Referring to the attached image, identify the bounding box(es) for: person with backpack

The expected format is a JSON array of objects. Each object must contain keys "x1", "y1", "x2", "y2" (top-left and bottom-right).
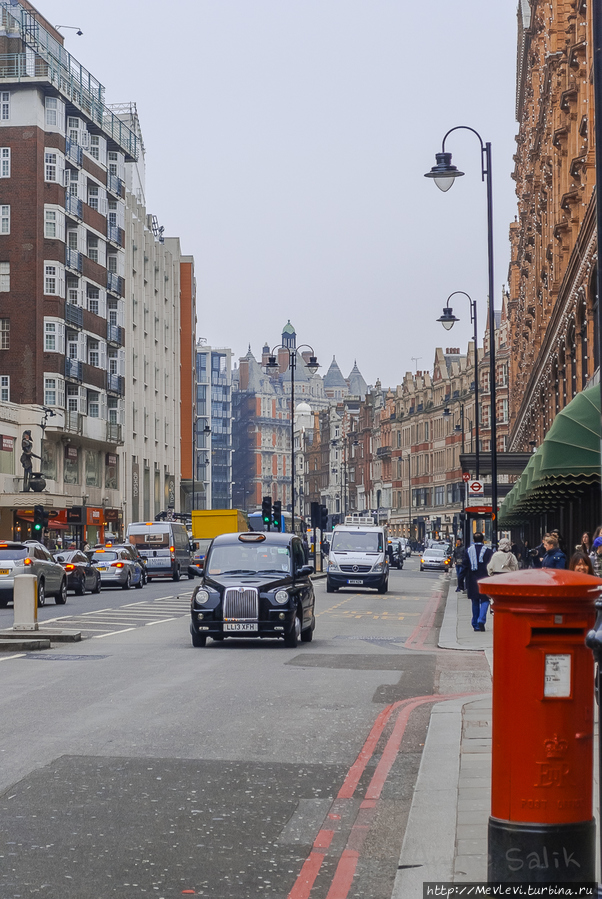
[
  {"x1": 487, "y1": 538, "x2": 519, "y2": 576},
  {"x1": 461, "y1": 532, "x2": 494, "y2": 632}
]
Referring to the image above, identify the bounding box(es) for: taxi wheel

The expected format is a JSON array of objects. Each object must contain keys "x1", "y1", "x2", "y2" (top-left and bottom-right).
[
  {"x1": 284, "y1": 613, "x2": 301, "y2": 648},
  {"x1": 300, "y1": 620, "x2": 314, "y2": 643},
  {"x1": 192, "y1": 631, "x2": 207, "y2": 648}
]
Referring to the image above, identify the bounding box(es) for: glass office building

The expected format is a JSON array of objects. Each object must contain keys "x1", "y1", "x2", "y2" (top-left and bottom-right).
[{"x1": 195, "y1": 343, "x2": 232, "y2": 509}]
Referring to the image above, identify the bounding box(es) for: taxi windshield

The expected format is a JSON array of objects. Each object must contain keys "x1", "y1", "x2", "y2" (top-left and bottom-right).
[{"x1": 206, "y1": 543, "x2": 291, "y2": 576}]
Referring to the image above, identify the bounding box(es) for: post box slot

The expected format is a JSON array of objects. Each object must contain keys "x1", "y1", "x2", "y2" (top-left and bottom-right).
[{"x1": 530, "y1": 627, "x2": 584, "y2": 638}]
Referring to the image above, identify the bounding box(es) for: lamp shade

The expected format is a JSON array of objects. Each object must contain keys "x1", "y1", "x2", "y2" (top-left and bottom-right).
[
  {"x1": 437, "y1": 306, "x2": 458, "y2": 331},
  {"x1": 424, "y1": 152, "x2": 464, "y2": 192},
  {"x1": 307, "y1": 355, "x2": 320, "y2": 374}
]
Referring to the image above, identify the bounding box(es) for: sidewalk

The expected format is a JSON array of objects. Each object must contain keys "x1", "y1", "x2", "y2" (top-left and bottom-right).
[{"x1": 392, "y1": 576, "x2": 493, "y2": 896}]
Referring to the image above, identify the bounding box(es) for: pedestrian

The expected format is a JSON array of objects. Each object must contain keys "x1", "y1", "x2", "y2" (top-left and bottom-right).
[
  {"x1": 577, "y1": 532, "x2": 593, "y2": 555},
  {"x1": 487, "y1": 538, "x2": 519, "y2": 576},
  {"x1": 461, "y1": 532, "x2": 494, "y2": 632},
  {"x1": 569, "y1": 551, "x2": 594, "y2": 575},
  {"x1": 541, "y1": 534, "x2": 567, "y2": 569},
  {"x1": 550, "y1": 529, "x2": 567, "y2": 554},
  {"x1": 590, "y1": 537, "x2": 602, "y2": 577},
  {"x1": 453, "y1": 540, "x2": 465, "y2": 592}
]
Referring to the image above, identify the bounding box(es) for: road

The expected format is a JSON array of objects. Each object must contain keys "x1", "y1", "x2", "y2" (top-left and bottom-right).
[{"x1": 0, "y1": 558, "x2": 490, "y2": 899}]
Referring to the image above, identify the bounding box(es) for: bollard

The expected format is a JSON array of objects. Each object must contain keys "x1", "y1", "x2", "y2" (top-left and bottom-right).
[
  {"x1": 481, "y1": 568, "x2": 600, "y2": 883},
  {"x1": 13, "y1": 573, "x2": 38, "y2": 631}
]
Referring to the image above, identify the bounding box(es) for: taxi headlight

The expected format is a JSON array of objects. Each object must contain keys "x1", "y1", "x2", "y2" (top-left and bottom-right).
[
  {"x1": 275, "y1": 590, "x2": 289, "y2": 604},
  {"x1": 194, "y1": 589, "x2": 210, "y2": 605}
]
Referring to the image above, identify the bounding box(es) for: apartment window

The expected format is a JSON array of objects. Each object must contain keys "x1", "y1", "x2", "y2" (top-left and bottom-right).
[
  {"x1": 67, "y1": 230, "x2": 78, "y2": 251},
  {"x1": 0, "y1": 206, "x2": 9, "y2": 234},
  {"x1": 44, "y1": 209, "x2": 57, "y2": 239},
  {"x1": 67, "y1": 384, "x2": 79, "y2": 412},
  {"x1": 88, "y1": 340, "x2": 99, "y2": 368},
  {"x1": 88, "y1": 236, "x2": 98, "y2": 263},
  {"x1": 108, "y1": 151, "x2": 118, "y2": 177},
  {"x1": 67, "y1": 334, "x2": 79, "y2": 360},
  {"x1": 44, "y1": 264, "x2": 58, "y2": 295},
  {"x1": 88, "y1": 185, "x2": 98, "y2": 210},
  {"x1": 0, "y1": 148, "x2": 10, "y2": 178},
  {"x1": 45, "y1": 152, "x2": 57, "y2": 182},
  {"x1": 44, "y1": 321, "x2": 57, "y2": 351},
  {"x1": 108, "y1": 348, "x2": 118, "y2": 374},
  {"x1": 0, "y1": 375, "x2": 9, "y2": 402},
  {"x1": 87, "y1": 287, "x2": 99, "y2": 315},
  {"x1": 87, "y1": 390, "x2": 100, "y2": 418},
  {"x1": 108, "y1": 300, "x2": 118, "y2": 325},
  {"x1": 89, "y1": 135, "x2": 100, "y2": 161},
  {"x1": 44, "y1": 376, "x2": 64, "y2": 407},
  {"x1": 0, "y1": 319, "x2": 9, "y2": 349},
  {"x1": 108, "y1": 396, "x2": 118, "y2": 424},
  {"x1": 45, "y1": 97, "x2": 57, "y2": 127},
  {"x1": 0, "y1": 92, "x2": 9, "y2": 121},
  {"x1": 0, "y1": 262, "x2": 9, "y2": 292},
  {"x1": 107, "y1": 254, "x2": 117, "y2": 274},
  {"x1": 66, "y1": 278, "x2": 79, "y2": 305}
]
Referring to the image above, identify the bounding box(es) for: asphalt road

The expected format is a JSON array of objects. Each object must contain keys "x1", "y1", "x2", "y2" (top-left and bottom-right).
[{"x1": 0, "y1": 558, "x2": 490, "y2": 899}]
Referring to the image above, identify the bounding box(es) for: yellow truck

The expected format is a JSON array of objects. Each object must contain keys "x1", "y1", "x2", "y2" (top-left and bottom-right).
[{"x1": 191, "y1": 510, "x2": 249, "y2": 539}]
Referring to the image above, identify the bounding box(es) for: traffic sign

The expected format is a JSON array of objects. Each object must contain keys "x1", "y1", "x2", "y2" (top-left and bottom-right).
[
  {"x1": 468, "y1": 480, "x2": 484, "y2": 496},
  {"x1": 467, "y1": 505, "x2": 492, "y2": 515},
  {"x1": 462, "y1": 472, "x2": 471, "y2": 482}
]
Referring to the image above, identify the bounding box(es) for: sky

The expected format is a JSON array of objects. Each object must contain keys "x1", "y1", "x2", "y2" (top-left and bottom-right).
[{"x1": 42, "y1": 0, "x2": 519, "y2": 390}]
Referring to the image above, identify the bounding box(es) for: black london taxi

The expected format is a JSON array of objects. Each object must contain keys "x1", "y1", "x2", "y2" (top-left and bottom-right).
[{"x1": 190, "y1": 531, "x2": 316, "y2": 648}]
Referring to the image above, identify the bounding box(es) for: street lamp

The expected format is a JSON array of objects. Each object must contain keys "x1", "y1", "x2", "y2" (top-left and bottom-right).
[
  {"x1": 436, "y1": 291, "x2": 480, "y2": 480},
  {"x1": 425, "y1": 127, "x2": 498, "y2": 537},
  {"x1": 265, "y1": 344, "x2": 319, "y2": 532}
]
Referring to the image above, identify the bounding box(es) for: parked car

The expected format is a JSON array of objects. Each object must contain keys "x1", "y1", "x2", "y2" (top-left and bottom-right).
[
  {"x1": 190, "y1": 531, "x2": 315, "y2": 648},
  {"x1": 90, "y1": 543, "x2": 148, "y2": 585},
  {"x1": 188, "y1": 538, "x2": 212, "y2": 578},
  {"x1": 90, "y1": 547, "x2": 144, "y2": 589},
  {"x1": 0, "y1": 541, "x2": 67, "y2": 607},
  {"x1": 419, "y1": 548, "x2": 451, "y2": 572},
  {"x1": 54, "y1": 549, "x2": 102, "y2": 595}
]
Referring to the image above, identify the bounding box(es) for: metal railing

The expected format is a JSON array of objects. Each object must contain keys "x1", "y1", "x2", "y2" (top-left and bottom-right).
[
  {"x1": 65, "y1": 303, "x2": 83, "y2": 328},
  {"x1": 106, "y1": 272, "x2": 124, "y2": 296},
  {"x1": 107, "y1": 173, "x2": 123, "y2": 197},
  {"x1": 65, "y1": 247, "x2": 82, "y2": 272},
  {"x1": 106, "y1": 372, "x2": 124, "y2": 395},
  {"x1": 106, "y1": 323, "x2": 124, "y2": 346},
  {"x1": 65, "y1": 138, "x2": 82, "y2": 166},
  {"x1": 65, "y1": 358, "x2": 82, "y2": 380},
  {"x1": 64, "y1": 410, "x2": 83, "y2": 434},
  {"x1": 107, "y1": 222, "x2": 123, "y2": 246},
  {"x1": 65, "y1": 192, "x2": 82, "y2": 219},
  {"x1": 106, "y1": 421, "x2": 123, "y2": 443}
]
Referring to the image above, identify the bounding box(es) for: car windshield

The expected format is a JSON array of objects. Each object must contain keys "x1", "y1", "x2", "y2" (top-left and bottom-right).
[
  {"x1": 424, "y1": 550, "x2": 445, "y2": 558},
  {"x1": 206, "y1": 544, "x2": 291, "y2": 576},
  {"x1": 0, "y1": 547, "x2": 27, "y2": 560},
  {"x1": 331, "y1": 531, "x2": 383, "y2": 553},
  {"x1": 92, "y1": 551, "x2": 118, "y2": 562}
]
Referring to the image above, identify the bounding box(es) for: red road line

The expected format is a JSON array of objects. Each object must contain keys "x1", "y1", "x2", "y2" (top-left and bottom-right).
[
  {"x1": 287, "y1": 850, "x2": 326, "y2": 899},
  {"x1": 325, "y1": 850, "x2": 360, "y2": 899},
  {"x1": 313, "y1": 829, "x2": 334, "y2": 849},
  {"x1": 405, "y1": 585, "x2": 444, "y2": 649},
  {"x1": 336, "y1": 702, "x2": 396, "y2": 799}
]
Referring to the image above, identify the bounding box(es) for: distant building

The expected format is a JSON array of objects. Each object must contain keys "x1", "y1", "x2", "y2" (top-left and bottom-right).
[{"x1": 192, "y1": 343, "x2": 232, "y2": 511}]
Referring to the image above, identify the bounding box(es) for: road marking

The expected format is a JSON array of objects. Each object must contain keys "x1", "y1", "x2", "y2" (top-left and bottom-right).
[
  {"x1": 145, "y1": 618, "x2": 177, "y2": 626},
  {"x1": 0, "y1": 653, "x2": 26, "y2": 661},
  {"x1": 92, "y1": 627, "x2": 137, "y2": 639}
]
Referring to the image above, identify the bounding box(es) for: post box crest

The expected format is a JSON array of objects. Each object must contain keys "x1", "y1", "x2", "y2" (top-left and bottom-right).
[{"x1": 544, "y1": 733, "x2": 568, "y2": 758}]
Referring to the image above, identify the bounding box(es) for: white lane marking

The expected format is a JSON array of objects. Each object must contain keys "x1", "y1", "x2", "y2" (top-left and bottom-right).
[
  {"x1": 92, "y1": 628, "x2": 137, "y2": 639},
  {"x1": 145, "y1": 618, "x2": 178, "y2": 626},
  {"x1": 39, "y1": 616, "x2": 70, "y2": 623},
  {"x1": 0, "y1": 653, "x2": 26, "y2": 661},
  {"x1": 81, "y1": 608, "x2": 112, "y2": 615}
]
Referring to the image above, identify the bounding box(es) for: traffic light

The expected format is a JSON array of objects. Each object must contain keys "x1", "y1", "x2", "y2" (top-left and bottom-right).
[
  {"x1": 320, "y1": 504, "x2": 328, "y2": 532},
  {"x1": 272, "y1": 500, "x2": 282, "y2": 531},
  {"x1": 331, "y1": 515, "x2": 339, "y2": 529},
  {"x1": 33, "y1": 504, "x2": 44, "y2": 534},
  {"x1": 262, "y1": 495, "x2": 272, "y2": 529},
  {"x1": 310, "y1": 501, "x2": 320, "y2": 528}
]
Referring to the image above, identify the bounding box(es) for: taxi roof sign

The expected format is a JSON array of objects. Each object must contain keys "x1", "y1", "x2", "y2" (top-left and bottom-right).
[{"x1": 239, "y1": 532, "x2": 266, "y2": 542}]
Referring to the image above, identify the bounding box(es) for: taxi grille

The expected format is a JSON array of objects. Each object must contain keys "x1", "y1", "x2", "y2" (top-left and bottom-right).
[{"x1": 223, "y1": 587, "x2": 259, "y2": 620}]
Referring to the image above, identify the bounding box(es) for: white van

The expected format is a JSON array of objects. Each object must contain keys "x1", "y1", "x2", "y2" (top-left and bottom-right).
[
  {"x1": 126, "y1": 521, "x2": 192, "y2": 581},
  {"x1": 326, "y1": 515, "x2": 389, "y2": 594}
]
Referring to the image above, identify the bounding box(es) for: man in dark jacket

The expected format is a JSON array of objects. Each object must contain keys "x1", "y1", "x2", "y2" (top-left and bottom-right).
[
  {"x1": 541, "y1": 534, "x2": 566, "y2": 569},
  {"x1": 453, "y1": 540, "x2": 465, "y2": 592},
  {"x1": 461, "y1": 533, "x2": 494, "y2": 632}
]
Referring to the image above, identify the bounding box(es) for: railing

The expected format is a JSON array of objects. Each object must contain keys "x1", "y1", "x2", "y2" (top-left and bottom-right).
[
  {"x1": 107, "y1": 173, "x2": 123, "y2": 197},
  {"x1": 65, "y1": 358, "x2": 82, "y2": 380},
  {"x1": 107, "y1": 272, "x2": 124, "y2": 296},
  {"x1": 65, "y1": 138, "x2": 82, "y2": 166},
  {"x1": 65, "y1": 247, "x2": 82, "y2": 272},
  {"x1": 65, "y1": 303, "x2": 83, "y2": 328},
  {"x1": 107, "y1": 222, "x2": 123, "y2": 246},
  {"x1": 107, "y1": 323, "x2": 124, "y2": 346},
  {"x1": 376, "y1": 445, "x2": 392, "y2": 458},
  {"x1": 106, "y1": 372, "x2": 124, "y2": 395},
  {"x1": 64, "y1": 410, "x2": 83, "y2": 434},
  {"x1": 65, "y1": 193, "x2": 82, "y2": 218},
  {"x1": 106, "y1": 421, "x2": 123, "y2": 443}
]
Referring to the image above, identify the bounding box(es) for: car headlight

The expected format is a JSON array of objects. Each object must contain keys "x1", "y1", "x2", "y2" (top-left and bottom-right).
[
  {"x1": 328, "y1": 559, "x2": 339, "y2": 572},
  {"x1": 372, "y1": 562, "x2": 384, "y2": 573},
  {"x1": 194, "y1": 589, "x2": 210, "y2": 605},
  {"x1": 275, "y1": 590, "x2": 289, "y2": 604}
]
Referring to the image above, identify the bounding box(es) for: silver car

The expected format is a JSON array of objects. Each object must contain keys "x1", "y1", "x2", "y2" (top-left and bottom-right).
[
  {"x1": 0, "y1": 541, "x2": 67, "y2": 607},
  {"x1": 91, "y1": 548, "x2": 144, "y2": 589},
  {"x1": 419, "y1": 549, "x2": 451, "y2": 572}
]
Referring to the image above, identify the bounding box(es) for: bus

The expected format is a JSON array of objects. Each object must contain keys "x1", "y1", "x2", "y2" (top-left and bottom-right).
[{"x1": 247, "y1": 511, "x2": 305, "y2": 535}]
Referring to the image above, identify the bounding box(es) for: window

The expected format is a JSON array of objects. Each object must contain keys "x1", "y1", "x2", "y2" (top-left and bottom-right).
[
  {"x1": 108, "y1": 396, "x2": 118, "y2": 423},
  {"x1": 107, "y1": 254, "x2": 117, "y2": 273},
  {"x1": 88, "y1": 185, "x2": 98, "y2": 210},
  {"x1": 88, "y1": 236, "x2": 98, "y2": 263},
  {"x1": 0, "y1": 206, "x2": 9, "y2": 234},
  {"x1": 66, "y1": 278, "x2": 79, "y2": 305},
  {"x1": 44, "y1": 265, "x2": 57, "y2": 295},
  {"x1": 108, "y1": 151, "x2": 118, "y2": 177},
  {"x1": 0, "y1": 92, "x2": 9, "y2": 121},
  {"x1": 88, "y1": 340, "x2": 99, "y2": 368},
  {"x1": 45, "y1": 97, "x2": 57, "y2": 127},
  {"x1": 44, "y1": 209, "x2": 57, "y2": 238},
  {"x1": 0, "y1": 148, "x2": 10, "y2": 178},
  {"x1": 44, "y1": 376, "x2": 65, "y2": 407},
  {"x1": 88, "y1": 390, "x2": 100, "y2": 418},
  {"x1": 67, "y1": 384, "x2": 80, "y2": 412},
  {"x1": 0, "y1": 262, "x2": 9, "y2": 292},
  {"x1": 0, "y1": 320, "x2": 8, "y2": 350},
  {"x1": 45, "y1": 321, "x2": 57, "y2": 351},
  {"x1": 89, "y1": 135, "x2": 100, "y2": 161},
  {"x1": 0, "y1": 375, "x2": 9, "y2": 402},
  {"x1": 45, "y1": 152, "x2": 57, "y2": 182}
]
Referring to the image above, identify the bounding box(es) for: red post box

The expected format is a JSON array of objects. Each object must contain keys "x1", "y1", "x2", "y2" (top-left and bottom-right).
[{"x1": 481, "y1": 568, "x2": 600, "y2": 882}]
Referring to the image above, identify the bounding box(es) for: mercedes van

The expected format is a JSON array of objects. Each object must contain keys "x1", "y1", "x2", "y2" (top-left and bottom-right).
[{"x1": 326, "y1": 515, "x2": 389, "y2": 594}]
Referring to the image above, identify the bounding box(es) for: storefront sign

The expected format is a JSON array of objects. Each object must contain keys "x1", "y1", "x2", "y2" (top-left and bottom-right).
[
  {"x1": 87, "y1": 508, "x2": 102, "y2": 525},
  {"x1": 67, "y1": 507, "x2": 83, "y2": 524},
  {"x1": 1, "y1": 435, "x2": 13, "y2": 452},
  {"x1": 65, "y1": 445, "x2": 78, "y2": 462}
]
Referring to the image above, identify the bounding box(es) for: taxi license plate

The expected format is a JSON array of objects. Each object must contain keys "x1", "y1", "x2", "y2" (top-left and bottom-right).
[
  {"x1": 0, "y1": 569, "x2": 9, "y2": 575},
  {"x1": 97, "y1": 566, "x2": 108, "y2": 571},
  {"x1": 347, "y1": 579, "x2": 363, "y2": 585},
  {"x1": 224, "y1": 623, "x2": 257, "y2": 632}
]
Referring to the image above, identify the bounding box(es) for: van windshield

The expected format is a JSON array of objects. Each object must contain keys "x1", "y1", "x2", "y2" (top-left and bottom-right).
[
  {"x1": 129, "y1": 532, "x2": 170, "y2": 548},
  {"x1": 331, "y1": 531, "x2": 383, "y2": 553}
]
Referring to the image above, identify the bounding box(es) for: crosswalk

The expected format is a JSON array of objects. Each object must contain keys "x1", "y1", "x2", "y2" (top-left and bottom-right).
[{"x1": 42, "y1": 593, "x2": 193, "y2": 639}]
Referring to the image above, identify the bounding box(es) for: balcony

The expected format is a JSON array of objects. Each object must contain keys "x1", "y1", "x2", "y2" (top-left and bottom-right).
[
  {"x1": 376, "y1": 445, "x2": 392, "y2": 458},
  {"x1": 107, "y1": 223, "x2": 123, "y2": 246},
  {"x1": 64, "y1": 410, "x2": 83, "y2": 434},
  {"x1": 107, "y1": 173, "x2": 123, "y2": 197},
  {"x1": 66, "y1": 247, "x2": 83, "y2": 272},
  {"x1": 65, "y1": 358, "x2": 83, "y2": 381},
  {"x1": 107, "y1": 272, "x2": 124, "y2": 296},
  {"x1": 106, "y1": 372, "x2": 125, "y2": 395},
  {"x1": 106, "y1": 422, "x2": 123, "y2": 444},
  {"x1": 65, "y1": 138, "x2": 83, "y2": 167},
  {"x1": 107, "y1": 322, "x2": 124, "y2": 346},
  {"x1": 65, "y1": 193, "x2": 83, "y2": 219},
  {"x1": 65, "y1": 303, "x2": 84, "y2": 328}
]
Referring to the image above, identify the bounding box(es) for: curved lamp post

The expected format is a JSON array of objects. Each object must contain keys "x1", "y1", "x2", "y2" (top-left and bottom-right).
[
  {"x1": 436, "y1": 291, "x2": 480, "y2": 480},
  {"x1": 265, "y1": 345, "x2": 319, "y2": 531},
  {"x1": 425, "y1": 127, "x2": 498, "y2": 538}
]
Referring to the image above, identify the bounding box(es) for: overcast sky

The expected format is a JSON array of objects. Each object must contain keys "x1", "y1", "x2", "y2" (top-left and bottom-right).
[{"x1": 43, "y1": 0, "x2": 518, "y2": 389}]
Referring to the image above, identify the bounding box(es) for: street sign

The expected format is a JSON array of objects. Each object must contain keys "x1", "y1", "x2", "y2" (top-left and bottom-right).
[
  {"x1": 468, "y1": 480, "x2": 484, "y2": 496},
  {"x1": 462, "y1": 472, "x2": 471, "y2": 482},
  {"x1": 467, "y1": 505, "x2": 493, "y2": 515}
]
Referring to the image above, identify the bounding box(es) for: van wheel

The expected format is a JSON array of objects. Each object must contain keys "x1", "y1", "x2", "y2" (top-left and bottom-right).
[
  {"x1": 326, "y1": 579, "x2": 337, "y2": 593},
  {"x1": 172, "y1": 567, "x2": 181, "y2": 582}
]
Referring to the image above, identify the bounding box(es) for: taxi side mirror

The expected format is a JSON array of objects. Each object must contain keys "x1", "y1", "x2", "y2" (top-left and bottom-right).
[{"x1": 297, "y1": 564, "x2": 314, "y2": 577}]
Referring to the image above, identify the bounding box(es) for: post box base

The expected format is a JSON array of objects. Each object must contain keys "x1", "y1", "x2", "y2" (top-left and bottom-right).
[{"x1": 488, "y1": 816, "x2": 595, "y2": 882}]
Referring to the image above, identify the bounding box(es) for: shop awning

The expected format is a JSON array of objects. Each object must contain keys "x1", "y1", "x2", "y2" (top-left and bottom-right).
[{"x1": 15, "y1": 512, "x2": 69, "y2": 530}]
